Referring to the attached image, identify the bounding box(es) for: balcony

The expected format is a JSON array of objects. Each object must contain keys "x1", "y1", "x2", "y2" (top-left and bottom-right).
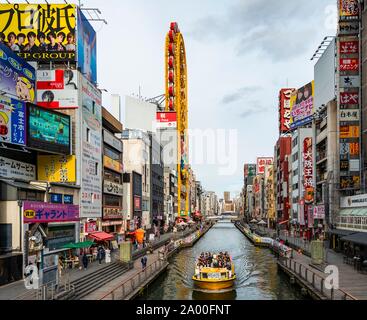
[
  {"x1": 316, "y1": 152, "x2": 327, "y2": 165},
  {"x1": 316, "y1": 172, "x2": 327, "y2": 185},
  {"x1": 335, "y1": 215, "x2": 367, "y2": 232}
]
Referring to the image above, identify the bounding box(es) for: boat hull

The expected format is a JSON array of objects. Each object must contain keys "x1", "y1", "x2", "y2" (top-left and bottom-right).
[{"x1": 192, "y1": 276, "x2": 236, "y2": 290}]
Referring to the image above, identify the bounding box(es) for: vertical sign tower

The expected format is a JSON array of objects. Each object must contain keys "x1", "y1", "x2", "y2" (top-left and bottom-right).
[
  {"x1": 165, "y1": 22, "x2": 189, "y2": 216},
  {"x1": 337, "y1": 0, "x2": 361, "y2": 191}
]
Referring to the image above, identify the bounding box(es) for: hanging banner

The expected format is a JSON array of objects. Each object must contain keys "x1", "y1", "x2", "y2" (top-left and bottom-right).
[
  {"x1": 339, "y1": 41, "x2": 359, "y2": 54},
  {"x1": 256, "y1": 157, "x2": 273, "y2": 175},
  {"x1": 0, "y1": 95, "x2": 26, "y2": 146},
  {"x1": 339, "y1": 0, "x2": 359, "y2": 18}
]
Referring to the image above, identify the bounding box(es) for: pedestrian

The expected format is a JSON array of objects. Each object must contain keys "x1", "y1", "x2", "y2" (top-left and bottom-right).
[
  {"x1": 97, "y1": 246, "x2": 104, "y2": 265},
  {"x1": 82, "y1": 252, "x2": 88, "y2": 270},
  {"x1": 144, "y1": 255, "x2": 148, "y2": 268},
  {"x1": 141, "y1": 256, "x2": 146, "y2": 269}
]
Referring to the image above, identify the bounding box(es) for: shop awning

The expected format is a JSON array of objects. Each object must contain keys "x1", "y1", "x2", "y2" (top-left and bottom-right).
[
  {"x1": 278, "y1": 220, "x2": 289, "y2": 225},
  {"x1": 0, "y1": 179, "x2": 46, "y2": 191},
  {"x1": 339, "y1": 208, "x2": 367, "y2": 216},
  {"x1": 341, "y1": 232, "x2": 367, "y2": 246},
  {"x1": 328, "y1": 229, "x2": 356, "y2": 237},
  {"x1": 88, "y1": 232, "x2": 114, "y2": 241},
  {"x1": 61, "y1": 241, "x2": 94, "y2": 249}
]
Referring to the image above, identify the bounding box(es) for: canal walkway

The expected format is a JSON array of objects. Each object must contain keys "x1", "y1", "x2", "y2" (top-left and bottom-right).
[
  {"x1": 0, "y1": 223, "x2": 211, "y2": 300},
  {"x1": 86, "y1": 223, "x2": 213, "y2": 300},
  {"x1": 237, "y1": 222, "x2": 367, "y2": 300}
]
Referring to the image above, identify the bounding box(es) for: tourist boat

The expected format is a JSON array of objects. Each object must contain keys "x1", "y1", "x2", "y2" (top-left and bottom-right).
[{"x1": 192, "y1": 253, "x2": 236, "y2": 290}]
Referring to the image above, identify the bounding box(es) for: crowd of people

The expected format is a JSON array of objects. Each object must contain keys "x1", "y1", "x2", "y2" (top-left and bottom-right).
[
  {"x1": 0, "y1": 31, "x2": 76, "y2": 53},
  {"x1": 197, "y1": 251, "x2": 232, "y2": 270}
]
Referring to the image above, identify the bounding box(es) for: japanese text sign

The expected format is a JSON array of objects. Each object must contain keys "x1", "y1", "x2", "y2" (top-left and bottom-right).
[{"x1": 23, "y1": 201, "x2": 79, "y2": 223}]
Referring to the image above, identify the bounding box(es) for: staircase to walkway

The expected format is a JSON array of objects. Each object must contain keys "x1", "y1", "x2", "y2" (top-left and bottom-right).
[{"x1": 58, "y1": 261, "x2": 131, "y2": 300}]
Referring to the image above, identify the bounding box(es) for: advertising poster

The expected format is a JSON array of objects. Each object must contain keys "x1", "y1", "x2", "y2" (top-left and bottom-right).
[
  {"x1": 77, "y1": 8, "x2": 97, "y2": 84},
  {"x1": 290, "y1": 81, "x2": 314, "y2": 130},
  {"x1": 23, "y1": 201, "x2": 79, "y2": 223},
  {"x1": 37, "y1": 155, "x2": 76, "y2": 183},
  {"x1": 27, "y1": 103, "x2": 70, "y2": 154},
  {"x1": 80, "y1": 76, "x2": 102, "y2": 218},
  {"x1": 0, "y1": 95, "x2": 26, "y2": 145},
  {"x1": 0, "y1": 156, "x2": 35, "y2": 180},
  {"x1": 340, "y1": 109, "x2": 359, "y2": 121},
  {"x1": 104, "y1": 155, "x2": 123, "y2": 173},
  {"x1": 0, "y1": 4, "x2": 76, "y2": 62},
  {"x1": 339, "y1": 0, "x2": 359, "y2": 17},
  {"x1": 36, "y1": 69, "x2": 78, "y2": 108},
  {"x1": 279, "y1": 88, "x2": 294, "y2": 134},
  {"x1": 340, "y1": 75, "x2": 360, "y2": 88},
  {"x1": 340, "y1": 125, "x2": 359, "y2": 138},
  {"x1": 0, "y1": 43, "x2": 36, "y2": 103}
]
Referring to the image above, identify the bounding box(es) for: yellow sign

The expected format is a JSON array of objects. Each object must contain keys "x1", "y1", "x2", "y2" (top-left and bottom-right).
[
  {"x1": 340, "y1": 125, "x2": 360, "y2": 139},
  {"x1": 104, "y1": 155, "x2": 123, "y2": 173},
  {"x1": 24, "y1": 210, "x2": 35, "y2": 219},
  {"x1": 37, "y1": 155, "x2": 76, "y2": 183},
  {"x1": 0, "y1": 4, "x2": 76, "y2": 62}
]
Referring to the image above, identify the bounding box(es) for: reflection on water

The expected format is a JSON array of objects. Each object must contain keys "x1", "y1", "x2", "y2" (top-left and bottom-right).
[{"x1": 137, "y1": 221, "x2": 306, "y2": 300}]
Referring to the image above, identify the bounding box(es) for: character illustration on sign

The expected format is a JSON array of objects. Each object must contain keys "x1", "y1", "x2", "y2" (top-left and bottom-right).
[
  {"x1": 0, "y1": 111, "x2": 9, "y2": 140},
  {"x1": 64, "y1": 69, "x2": 77, "y2": 89},
  {"x1": 24, "y1": 263, "x2": 39, "y2": 290},
  {"x1": 16, "y1": 76, "x2": 35, "y2": 102}
]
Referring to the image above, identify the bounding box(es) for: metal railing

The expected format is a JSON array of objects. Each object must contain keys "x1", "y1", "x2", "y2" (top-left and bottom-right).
[
  {"x1": 279, "y1": 232, "x2": 311, "y2": 255},
  {"x1": 278, "y1": 256, "x2": 357, "y2": 300},
  {"x1": 99, "y1": 259, "x2": 167, "y2": 300}
]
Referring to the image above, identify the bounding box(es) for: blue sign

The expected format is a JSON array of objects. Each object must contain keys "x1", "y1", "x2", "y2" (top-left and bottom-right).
[
  {"x1": 0, "y1": 95, "x2": 26, "y2": 145},
  {"x1": 77, "y1": 9, "x2": 97, "y2": 84},
  {"x1": 63, "y1": 195, "x2": 73, "y2": 204},
  {"x1": 50, "y1": 194, "x2": 63, "y2": 204},
  {"x1": 0, "y1": 43, "x2": 36, "y2": 103}
]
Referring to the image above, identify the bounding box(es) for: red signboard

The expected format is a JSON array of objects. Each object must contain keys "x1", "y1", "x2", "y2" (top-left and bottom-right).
[
  {"x1": 134, "y1": 196, "x2": 141, "y2": 211},
  {"x1": 85, "y1": 221, "x2": 97, "y2": 233},
  {"x1": 339, "y1": 41, "x2": 359, "y2": 54},
  {"x1": 256, "y1": 157, "x2": 273, "y2": 175},
  {"x1": 340, "y1": 92, "x2": 359, "y2": 105},
  {"x1": 339, "y1": 58, "x2": 359, "y2": 71},
  {"x1": 156, "y1": 112, "x2": 177, "y2": 128},
  {"x1": 303, "y1": 138, "x2": 314, "y2": 204},
  {"x1": 279, "y1": 88, "x2": 295, "y2": 134}
]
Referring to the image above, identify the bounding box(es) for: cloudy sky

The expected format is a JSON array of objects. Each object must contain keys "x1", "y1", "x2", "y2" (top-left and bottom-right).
[{"x1": 78, "y1": 0, "x2": 337, "y2": 198}]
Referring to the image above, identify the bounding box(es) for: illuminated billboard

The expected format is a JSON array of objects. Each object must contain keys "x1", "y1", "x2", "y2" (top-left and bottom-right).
[
  {"x1": 27, "y1": 103, "x2": 70, "y2": 154},
  {"x1": 0, "y1": 3, "x2": 76, "y2": 62}
]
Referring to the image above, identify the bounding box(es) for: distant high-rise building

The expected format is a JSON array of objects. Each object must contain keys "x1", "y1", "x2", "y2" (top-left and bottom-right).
[{"x1": 224, "y1": 191, "x2": 230, "y2": 202}]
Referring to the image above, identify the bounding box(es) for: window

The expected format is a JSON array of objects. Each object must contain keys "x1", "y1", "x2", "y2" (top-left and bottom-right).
[
  {"x1": 86, "y1": 127, "x2": 90, "y2": 142},
  {"x1": 18, "y1": 190, "x2": 44, "y2": 201},
  {"x1": 103, "y1": 194, "x2": 121, "y2": 207},
  {"x1": 104, "y1": 146, "x2": 121, "y2": 161},
  {"x1": 104, "y1": 169, "x2": 122, "y2": 184}
]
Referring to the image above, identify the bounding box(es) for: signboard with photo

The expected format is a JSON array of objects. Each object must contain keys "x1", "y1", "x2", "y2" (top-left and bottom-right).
[
  {"x1": 0, "y1": 95, "x2": 26, "y2": 146},
  {"x1": 0, "y1": 4, "x2": 76, "y2": 62},
  {"x1": 0, "y1": 156, "x2": 35, "y2": 180},
  {"x1": 0, "y1": 43, "x2": 36, "y2": 103},
  {"x1": 27, "y1": 103, "x2": 71, "y2": 154},
  {"x1": 290, "y1": 81, "x2": 314, "y2": 130},
  {"x1": 36, "y1": 69, "x2": 78, "y2": 109}
]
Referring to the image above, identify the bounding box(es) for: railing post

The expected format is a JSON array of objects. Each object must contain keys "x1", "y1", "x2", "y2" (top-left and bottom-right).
[
  {"x1": 331, "y1": 288, "x2": 334, "y2": 300},
  {"x1": 321, "y1": 279, "x2": 324, "y2": 294},
  {"x1": 312, "y1": 273, "x2": 315, "y2": 287}
]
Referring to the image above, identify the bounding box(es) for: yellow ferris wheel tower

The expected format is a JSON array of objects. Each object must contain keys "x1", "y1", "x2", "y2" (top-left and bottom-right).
[{"x1": 165, "y1": 22, "x2": 190, "y2": 216}]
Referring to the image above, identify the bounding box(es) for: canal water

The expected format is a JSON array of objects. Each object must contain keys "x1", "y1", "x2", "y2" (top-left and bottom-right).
[{"x1": 137, "y1": 220, "x2": 306, "y2": 300}]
